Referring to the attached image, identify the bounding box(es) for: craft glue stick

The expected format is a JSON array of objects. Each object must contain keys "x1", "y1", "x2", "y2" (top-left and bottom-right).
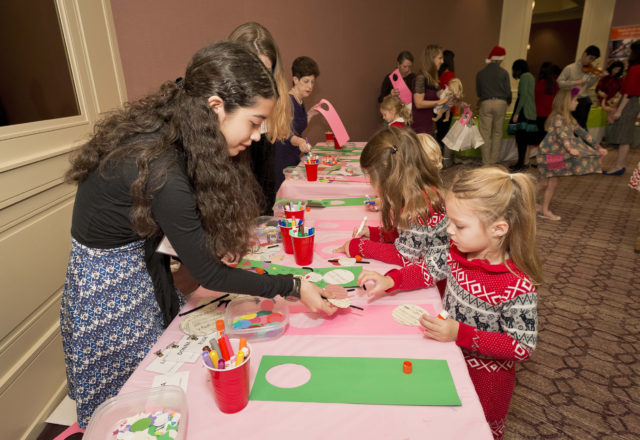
[
  {"x1": 438, "y1": 310, "x2": 449, "y2": 320},
  {"x1": 354, "y1": 216, "x2": 368, "y2": 237}
]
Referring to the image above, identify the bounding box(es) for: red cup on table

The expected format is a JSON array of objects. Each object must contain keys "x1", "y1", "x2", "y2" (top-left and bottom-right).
[
  {"x1": 305, "y1": 163, "x2": 318, "y2": 181},
  {"x1": 284, "y1": 207, "x2": 305, "y2": 223},
  {"x1": 291, "y1": 227, "x2": 315, "y2": 266},
  {"x1": 279, "y1": 224, "x2": 294, "y2": 254},
  {"x1": 325, "y1": 131, "x2": 334, "y2": 142},
  {"x1": 203, "y1": 339, "x2": 251, "y2": 414}
]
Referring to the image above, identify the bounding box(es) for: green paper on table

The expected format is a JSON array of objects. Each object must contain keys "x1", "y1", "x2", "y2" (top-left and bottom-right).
[
  {"x1": 240, "y1": 260, "x2": 362, "y2": 287},
  {"x1": 250, "y1": 355, "x2": 461, "y2": 406},
  {"x1": 276, "y1": 197, "x2": 368, "y2": 208}
]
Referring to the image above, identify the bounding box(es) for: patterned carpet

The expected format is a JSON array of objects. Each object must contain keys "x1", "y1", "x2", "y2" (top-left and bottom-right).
[{"x1": 481, "y1": 148, "x2": 640, "y2": 439}]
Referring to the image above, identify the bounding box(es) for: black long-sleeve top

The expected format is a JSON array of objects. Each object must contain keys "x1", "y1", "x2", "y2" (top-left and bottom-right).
[{"x1": 71, "y1": 150, "x2": 293, "y2": 325}]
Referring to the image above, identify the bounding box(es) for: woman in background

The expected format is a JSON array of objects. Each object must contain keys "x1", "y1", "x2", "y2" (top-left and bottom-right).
[{"x1": 228, "y1": 22, "x2": 292, "y2": 213}]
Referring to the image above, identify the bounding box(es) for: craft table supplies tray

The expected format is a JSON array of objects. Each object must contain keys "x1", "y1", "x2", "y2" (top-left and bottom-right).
[{"x1": 224, "y1": 296, "x2": 289, "y2": 341}]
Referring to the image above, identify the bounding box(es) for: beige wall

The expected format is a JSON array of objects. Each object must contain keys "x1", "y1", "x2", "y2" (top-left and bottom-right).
[
  {"x1": 110, "y1": 0, "x2": 503, "y2": 142},
  {"x1": 0, "y1": 1, "x2": 126, "y2": 439}
]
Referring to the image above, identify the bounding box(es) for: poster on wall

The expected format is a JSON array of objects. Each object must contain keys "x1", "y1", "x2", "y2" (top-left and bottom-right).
[{"x1": 607, "y1": 25, "x2": 640, "y2": 65}]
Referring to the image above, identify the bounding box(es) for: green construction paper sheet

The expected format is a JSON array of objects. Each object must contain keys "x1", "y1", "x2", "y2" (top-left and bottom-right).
[
  {"x1": 276, "y1": 197, "x2": 368, "y2": 208},
  {"x1": 250, "y1": 355, "x2": 461, "y2": 406},
  {"x1": 240, "y1": 260, "x2": 362, "y2": 288},
  {"x1": 313, "y1": 143, "x2": 364, "y2": 153}
]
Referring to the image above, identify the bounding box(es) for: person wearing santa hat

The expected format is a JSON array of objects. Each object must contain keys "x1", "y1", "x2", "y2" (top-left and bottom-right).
[{"x1": 476, "y1": 45, "x2": 512, "y2": 165}]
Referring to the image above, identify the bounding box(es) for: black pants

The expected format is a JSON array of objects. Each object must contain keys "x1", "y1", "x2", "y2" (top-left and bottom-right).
[
  {"x1": 572, "y1": 97, "x2": 591, "y2": 129},
  {"x1": 435, "y1": 116, "x2": 452, "y2": 150},
  {"x1": 248, "y1": 135, "x2": 276, "y2": 215}
]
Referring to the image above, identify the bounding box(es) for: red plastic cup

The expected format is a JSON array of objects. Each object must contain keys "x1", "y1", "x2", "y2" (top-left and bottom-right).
[
  {"x1": 284, "y1": 208, "x2": 304, "y2": 223},
  {"x1": 279, "y1": 224, "x2": 294, "y2": 254},
  {"x1": 325, "y1": 131, "x2": 334, "y2": 142},
  {"x1": 333, "y1": 137, "x2": 341, "y2": 149},
  {"x1": 203, "y1": 339, "x2": 251, "y2": 414},
  {"x1": 291, "y1": 232, "x2": 315, "y2": 266},
  {"x1": 305, "y1": 163, "x2": 318, "y2": 181}
]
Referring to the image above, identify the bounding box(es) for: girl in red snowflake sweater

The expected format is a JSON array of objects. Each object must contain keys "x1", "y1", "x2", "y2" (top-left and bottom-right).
[
  {"x1": 332, "y1": 126, "x2": 449, "y2": 279},
  {"x1": 358, "y1": 167, "x2": 542, "y2": 440}
]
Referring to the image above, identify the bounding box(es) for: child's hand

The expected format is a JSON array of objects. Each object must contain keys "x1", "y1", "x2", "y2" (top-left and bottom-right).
[
  {"x1": 419, "y1": 314, "x2": 459, "y2": 342},
  {"x1": 390, "y1": 88, "x2": 400, "y2": 98},
  {"x1": 300, "y1": 280, "x2": 337, "y2": 315},
  {"x1": 365, "y1": 197, "x2": 380, "y2": 212},
  {"x1": 357, "y1": 270, "x2": 394, "y2": 296},
  {"x1": 352, "y1": 225, "x2": 370, "y2": 239},
  {"x1": 512, "y1": 114, "x2": 519, "y2": 123},
  {"x1": 332, "y1": 240, "x2": 352, "y2": 257}
]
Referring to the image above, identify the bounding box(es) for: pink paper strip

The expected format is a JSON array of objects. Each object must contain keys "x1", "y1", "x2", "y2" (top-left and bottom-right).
[
  {"x1": 286, "y1": 303, "x2": 437, "y2": 335},
  {"x1": 314, "y1": 99, "x2": 350, "y2": 146},
  {"x1": 388, "y1": 69, "x2": 413, "y2": 104}
]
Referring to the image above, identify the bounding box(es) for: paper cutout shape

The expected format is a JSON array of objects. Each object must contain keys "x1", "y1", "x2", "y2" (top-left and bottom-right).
[
  {"x1": 389, "y1": 69, "x2": 413, "y2": 104},
  {"x1": 313, "y1": 99, "x2": 350, "y2": 146},
  {"x1": 392, "y1": 304, "x2": 429, "y2": 326},
  {"x1": 251, "y1": 355, "x2": 461, "y2": 406},
  {"x1": 240, "y1": 260, "x2": 362, "y2": 288},
  {"x1": 327, "y1": 297, "x2": 351, "y2": 308}
]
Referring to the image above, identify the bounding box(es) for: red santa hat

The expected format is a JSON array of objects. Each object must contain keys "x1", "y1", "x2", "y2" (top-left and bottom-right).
[{"x1": 486, "y1": 45, "x2": 506, "y2": 63}]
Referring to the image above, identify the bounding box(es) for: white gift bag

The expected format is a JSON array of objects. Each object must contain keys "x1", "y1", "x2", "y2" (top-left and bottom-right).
[{"x1": 443, "y1": 108, "x2": 484, "y2": 151}]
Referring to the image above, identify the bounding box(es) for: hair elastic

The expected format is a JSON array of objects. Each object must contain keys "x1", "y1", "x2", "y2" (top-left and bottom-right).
[
  {"x1": 571, "y1": 87, "x2": 580, "y2": 98},
  {"x1": 509, "y1": 173, "x2": 513, "y2": 180},
  {"x1": 389, "y1": 145, "x2": 398, "y2": 154}
]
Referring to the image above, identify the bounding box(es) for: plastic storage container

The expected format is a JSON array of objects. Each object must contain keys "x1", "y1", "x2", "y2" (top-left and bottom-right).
[
  {"x1": 254, "y1": 216, "x2": 282, "y2": 244},
  {"x1": 224, "y1": 296, "x2": 289, "y2": 341},
  {"x1": 83, "y1": 386, "x2": 188, "y2": 440}
]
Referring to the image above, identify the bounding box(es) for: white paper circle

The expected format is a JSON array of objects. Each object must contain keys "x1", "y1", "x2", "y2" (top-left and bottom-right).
[
  {"x1": 265, "y1": 363, "x2": 312, "y2": 388},
  {"x1": 322, "y1": 268, "x2": 355, "y2": 285}
]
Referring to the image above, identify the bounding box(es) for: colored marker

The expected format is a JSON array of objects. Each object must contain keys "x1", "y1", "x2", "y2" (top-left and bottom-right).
[
  {"x1": 355, "y1": 216, "x2": 368, "y2": 237},
  {"x1": 201, "y1": 351, "x2": 214, "y2": 368},
  {"x1": 222, "y1": 334, "x2": 234, "y2": 357},
  {"x1": 216, "y1": 319, "x2": 225, "y2": 335},
  {"x1": 239, "y1": 338, "x2": 247, "y2": 352},
  {"x1": 438, "y1": 310, "x2": 449, "y2": 320},
  {"x1": 235, "y1": 350, "x2": 245, "y2": 366},
  {"x1": 209, "y1": 349, "x2": 219, "y2": 365},
  {"x1": 218, "y1": 337, "x2": 230, "y2": 361},
  {"x1": 210, "y1": 338, "x2": 222, "y2": 360},
  {"x1": 217, "y1": 359, "x2": 226, "y2": 369}
]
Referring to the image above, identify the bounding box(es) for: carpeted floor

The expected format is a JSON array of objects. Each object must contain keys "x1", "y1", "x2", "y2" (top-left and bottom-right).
[{"x1": 489, "y1": 148, "x2": 640, "y2": 439}]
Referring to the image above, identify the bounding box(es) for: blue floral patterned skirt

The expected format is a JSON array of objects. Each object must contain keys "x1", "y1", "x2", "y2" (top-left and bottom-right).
[{"x1": 61, "y1": 239, "x2": 166, "y2": 428}]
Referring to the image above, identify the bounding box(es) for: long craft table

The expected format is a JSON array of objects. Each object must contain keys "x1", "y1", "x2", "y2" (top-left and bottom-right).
[{"x1": 119, "y1": 193, "x2": 492, "y2": 439}]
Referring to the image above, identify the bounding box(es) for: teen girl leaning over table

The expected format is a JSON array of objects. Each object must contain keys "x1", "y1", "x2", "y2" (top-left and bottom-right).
[
  {"x1": 62, "y1": 41, "x2": 336, "y2": 428},
  {"x1": 228, "y1": 22, "x2": 292, "y2": 214},
  {"x1": 332, "y1": 126, "x2": 450, "y2": 284},
  {"x1": 355, "y1": 167, "x2": 541, "y2": 440}
]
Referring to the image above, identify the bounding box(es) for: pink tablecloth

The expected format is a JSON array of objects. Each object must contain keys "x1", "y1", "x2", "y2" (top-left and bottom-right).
[{"x1": 119, "y1": 179, "x2": 492, "y2": 440}]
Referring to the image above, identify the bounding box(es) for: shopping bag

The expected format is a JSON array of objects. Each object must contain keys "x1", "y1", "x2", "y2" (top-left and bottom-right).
[
  {"x1": 629, "y1": 161, "x2": 640, "y2": 192},
  {"x1": 443, "y1": 108, "x2": 484, "y2": 151}
]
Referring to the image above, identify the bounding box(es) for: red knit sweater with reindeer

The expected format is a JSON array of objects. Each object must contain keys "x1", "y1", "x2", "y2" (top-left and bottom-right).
[{"x1": 349, "y1": 236, "x2": 538, "y2": 366}]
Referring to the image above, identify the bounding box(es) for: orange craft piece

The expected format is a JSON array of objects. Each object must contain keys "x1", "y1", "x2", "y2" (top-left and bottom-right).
[
  {"x1": 256, "y1": 267, "x2": 266, "y2": 274},
  {"x1": 355, "y1": 254, "x2": 363, "y2": 262}
]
